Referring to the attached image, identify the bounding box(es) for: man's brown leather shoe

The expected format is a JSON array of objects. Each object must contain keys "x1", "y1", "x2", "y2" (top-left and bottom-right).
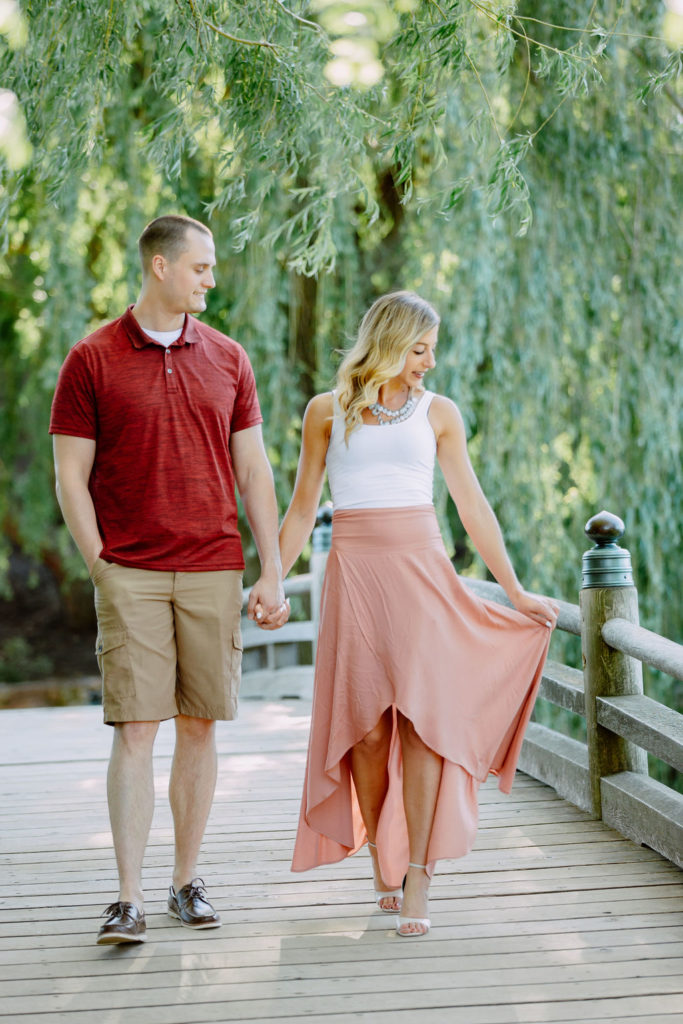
[
  {"x1": 168, "y1": 878, "x2": 221, "y2": 929},
  {"x1": 96, "y1": 901, "x2": 146, "y2": 944}
]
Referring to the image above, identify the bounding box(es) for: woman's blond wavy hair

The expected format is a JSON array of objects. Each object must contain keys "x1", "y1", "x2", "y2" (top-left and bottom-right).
[{"x1": 336, "y1": 291, "x2": 440, "y2": 441}]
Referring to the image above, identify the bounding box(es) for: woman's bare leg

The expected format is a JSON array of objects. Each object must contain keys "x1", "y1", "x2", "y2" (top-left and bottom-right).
[
  {"x1": 397, "y1": 710, "x2": 443, "y2": 934},
  {"x1": 349, "y1": 708, "x2": 400, "y2": 909}
]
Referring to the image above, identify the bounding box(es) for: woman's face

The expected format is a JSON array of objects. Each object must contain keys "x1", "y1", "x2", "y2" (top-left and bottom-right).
[{"x1": 397, "y1": 325, "x2": 438, "y2": 389}]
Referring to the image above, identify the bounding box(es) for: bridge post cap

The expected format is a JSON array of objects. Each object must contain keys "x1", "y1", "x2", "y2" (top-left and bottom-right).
[
  {"x1": 584, "y1": 510, "x2": 625, "y2": 547},
  {"x1": 581, "y1": 510, "x2": 633, "y2": 588}
]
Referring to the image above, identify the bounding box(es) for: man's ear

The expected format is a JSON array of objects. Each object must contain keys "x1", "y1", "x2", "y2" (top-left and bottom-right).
[{"x1": 150, "y1": 253, "x2": 167, "y2": 281}]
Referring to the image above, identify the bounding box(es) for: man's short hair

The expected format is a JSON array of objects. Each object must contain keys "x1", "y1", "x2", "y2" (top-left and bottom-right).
[{"x1": 138, "y1": 215, "x2": 212, "y2": 270}]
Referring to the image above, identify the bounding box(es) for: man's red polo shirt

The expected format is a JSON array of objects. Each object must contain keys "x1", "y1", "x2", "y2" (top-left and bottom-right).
[{"x1": 49, "y1": 307, "x2": 263, "y2": 571}]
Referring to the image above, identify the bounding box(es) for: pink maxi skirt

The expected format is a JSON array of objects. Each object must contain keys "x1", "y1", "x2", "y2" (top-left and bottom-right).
[{"x1": 291, "y1": 506, "x2": 551, "y2": 889}]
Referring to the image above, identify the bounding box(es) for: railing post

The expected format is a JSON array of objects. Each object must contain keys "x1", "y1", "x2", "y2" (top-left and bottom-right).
[
  {"x1": 580, "y1": 510, "x2": 648, "y2": 819},
  {"x1": 310, "y1": 503, "x2": 333, "y2": 659}
]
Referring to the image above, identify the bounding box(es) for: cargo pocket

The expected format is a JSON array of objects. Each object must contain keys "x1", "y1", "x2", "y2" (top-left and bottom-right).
[
  {"x1": 225, "y1": 628, "x2": 244, "y2": 716},
  {"x1": 231, "y1": 628, "x2": 243, "y2": 675},
  {"x1": 96, "y1": 626, "x2": 135, "y2": 700}
]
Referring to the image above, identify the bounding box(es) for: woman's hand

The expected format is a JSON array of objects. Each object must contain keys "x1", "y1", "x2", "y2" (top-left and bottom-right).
[
  {"x1": 510, "y1": 589, "x2": 560, "y2": 630},
  {"x1": 253, "y1": 599, "x2": 291, "y2": 630}
]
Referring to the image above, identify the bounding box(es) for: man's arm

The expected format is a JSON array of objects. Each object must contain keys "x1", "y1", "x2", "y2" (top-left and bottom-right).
[
  {"x1": 229, "y1": 425, "x2": 287, "y2": 628},
  {"x1": 53, "y1": 435, "x2": 102, "y2": 574}
]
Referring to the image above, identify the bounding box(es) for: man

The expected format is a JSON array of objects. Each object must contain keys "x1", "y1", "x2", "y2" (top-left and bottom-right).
[{"x1": 50, "y1": 214, "x2": 288, "y2": 945}]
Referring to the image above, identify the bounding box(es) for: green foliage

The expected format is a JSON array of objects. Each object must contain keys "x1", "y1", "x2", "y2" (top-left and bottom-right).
[
  {"x1": 0, "y1": 1, "x2": 31, "y2": 169},
  {"x1": 0, "y1": 637, "x2": 52, "y2": 683},
  {"x1": 0, "y1": 3, "x2": 681, "y2": 751}
]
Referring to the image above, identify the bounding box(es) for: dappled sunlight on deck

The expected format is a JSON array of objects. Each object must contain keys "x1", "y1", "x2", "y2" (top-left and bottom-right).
[{"x1": 1, "y1": 701, "x2": 682, "y2": 1023}]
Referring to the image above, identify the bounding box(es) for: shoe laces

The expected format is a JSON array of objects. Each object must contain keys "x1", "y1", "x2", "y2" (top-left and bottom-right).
[
  {"x1": 183, "y1": 877, "x2": 208, "y2": 900},
  {"x1": 101, "y1": 901, "x2": 132, "y2": 918}
]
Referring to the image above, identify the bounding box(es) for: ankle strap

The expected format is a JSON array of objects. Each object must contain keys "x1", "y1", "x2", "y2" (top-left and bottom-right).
[
  {"x1": 367, "y1": 840, "x2": 377, "y2": 849},
  {"x1": 408, "y1": 861, "x2": 427, "y2": 869}
]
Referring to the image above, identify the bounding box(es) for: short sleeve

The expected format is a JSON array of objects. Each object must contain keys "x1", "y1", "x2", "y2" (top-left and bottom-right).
[
  {"x1": 49, "y1": 344, "x2": 97, "y2": 439},
  {"x1": 230, "y1": 347, "x2": 263, "y2": 433}
]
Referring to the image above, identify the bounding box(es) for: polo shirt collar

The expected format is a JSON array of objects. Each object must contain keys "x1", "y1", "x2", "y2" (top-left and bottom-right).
[{"x1": 122, "y1": 306, "x2": 202, "y2": 349}]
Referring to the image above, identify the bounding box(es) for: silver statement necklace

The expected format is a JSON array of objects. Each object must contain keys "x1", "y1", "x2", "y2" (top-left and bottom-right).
[{"x1": 368, "y1": 390, "x2": 417, "y2": 425}]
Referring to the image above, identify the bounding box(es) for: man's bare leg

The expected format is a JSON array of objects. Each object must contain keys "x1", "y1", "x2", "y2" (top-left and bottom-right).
[
  {"x1": 107, "y1": 720, "x2": 159, "y2": 909},
  {"x1": 169, "y1": 715, "x2": 217, "y2": 891}
]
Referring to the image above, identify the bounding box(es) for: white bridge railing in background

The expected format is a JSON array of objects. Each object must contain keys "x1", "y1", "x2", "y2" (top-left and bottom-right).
[{"x1": 240, "y1": 573, "x2": 316, "y2": 700}]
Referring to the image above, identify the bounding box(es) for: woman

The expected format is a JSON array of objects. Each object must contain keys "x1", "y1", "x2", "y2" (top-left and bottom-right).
[{"x1": 276, "y1": 291, "x2": 558, "y2": 937}]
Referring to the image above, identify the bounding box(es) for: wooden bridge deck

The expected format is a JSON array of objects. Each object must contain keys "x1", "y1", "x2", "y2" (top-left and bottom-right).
[{"x1": 1, "y1": 702, "x2": 682, "y2": 1024}]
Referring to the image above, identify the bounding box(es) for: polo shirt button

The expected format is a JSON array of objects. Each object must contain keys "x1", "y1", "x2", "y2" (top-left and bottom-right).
[{"x1": 167, "y1": 368, "x2": 173, "y2": 374}]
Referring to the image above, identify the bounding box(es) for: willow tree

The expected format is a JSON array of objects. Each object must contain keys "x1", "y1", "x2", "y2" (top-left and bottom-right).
[{"x1": 1, "y1": 3, "x2": 681, "y2": 683}]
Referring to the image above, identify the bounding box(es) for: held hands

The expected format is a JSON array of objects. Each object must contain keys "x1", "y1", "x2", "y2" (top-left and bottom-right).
[
  {"x1": 247, "y1": 575, "x2": 290, "y2": 631},
  {"x1": 252, "y1": 599, "x2": 291, "y2": 630},
  {"x1": 510, "y1": 589, "x2": 560, "y2": 630}
]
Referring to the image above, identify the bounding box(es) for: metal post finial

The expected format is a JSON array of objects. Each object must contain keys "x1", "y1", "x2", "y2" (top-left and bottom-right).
[{"x1": 581, "y1": 510, "x2": 633, "y2": 588}]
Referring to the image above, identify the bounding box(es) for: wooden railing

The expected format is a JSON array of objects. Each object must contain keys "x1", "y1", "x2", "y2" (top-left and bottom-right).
[
  {"x1": 242, "y1": 509, "x2": 683, "y2": 868},
  {"x1": 241, "y1": 572, "x2": 316, "y2": 668}
]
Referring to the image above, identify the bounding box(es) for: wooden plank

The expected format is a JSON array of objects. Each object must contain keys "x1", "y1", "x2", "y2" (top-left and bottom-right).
[
  {"x1": 6, "y1": 870, "x2": 680, "y2": 911},
  {"x1": 601, "y1": 771, "x2": 683, "y2": 869},
  {"x1": 518, "y1": 723, "x2": 591, "y2": 811},
  {"x1": 0, "y1": 811, "x2": 615, "y2": 840},
  {"x1": 3, "y1": 955, "x2": 683, "y2": 1000},
  {"x1": 0, "y1": 801, "x2": 601, "y2": 838},
  {"x1": 8, "y1": 878, "x2": 683, "y2": 919},
  {"x1": 239, "y1": 665, "x2": 314, "y2": 700},
  {"x1": 27, "y1": 994, "x2": 683, "y2": 1024},
  {"x1": 4, "y1": 974, "x2": 683, "y2": 1017},
  {"x1": 3, "y1": 878, "x2": 681, "y2": 929},
  {"x1": 4, "y1": 938, "x2": 682, "y2": 984},
  {"x1": 0, "y1": 785, "x2": 575, "y2": 815},
  {"x1": 0, "y1": 830, "x2": 640, "y2": 879},
  {"x1": 602, "y1": 617, "x2": 683, "y2": 680},
  {"x1": 1, "y1": 703, "x2": 682, "y2": 1024},
  {"x1": 4, "y1": 858, "x2": 677, "y2": 895},
  {"x1": 3, "y1": 890, "x2": 682, "y2": 936},
  {"x1": 540, "y1": 659, "x2": 585, "y2": 715},
  {"x1": 1, "y1": 805, "x2": 615, "y2": 845},
  {"x1": 3, "y1": 908, "x2": 683, "y2": 952},
  {"x1": 1, "y1": 836, "x2": 667, "y2": 871},
  {"x1": 597, "y1": 694, "x2": 683, "y2": 772},
  {"x1": 0, "y1": 820, "x2": 666, "y2": 855},
  {"x1": 0, "y1": 777, "x2": 559, "y2": 805},
  {"x1": 0, "y1": 702, "x2": 312, "y2": 766},
  {"x1": 4, "y1": 885, "x2": 682, "y2": 924},
  {"x1": 2, "y1": 925, "x2": 682, "y2": 969}
]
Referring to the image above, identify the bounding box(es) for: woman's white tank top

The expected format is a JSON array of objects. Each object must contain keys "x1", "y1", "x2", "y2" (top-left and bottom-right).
[{"x1": 326, "y1": 391, "x2": 436, "y2": 509}]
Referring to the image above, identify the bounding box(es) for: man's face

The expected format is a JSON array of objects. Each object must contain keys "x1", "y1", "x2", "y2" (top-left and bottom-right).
[{"x1": 158, "y1": 228, "x2": 216, "y2": 315}]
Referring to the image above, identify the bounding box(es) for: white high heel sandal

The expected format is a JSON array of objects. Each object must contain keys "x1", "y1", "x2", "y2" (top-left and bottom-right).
[
  {"x1": 367, "y1": 841, "x2": 403, "y2": 914},
  {"x1": 396, "y1": 862, "x2": 431, "y2": 937}
]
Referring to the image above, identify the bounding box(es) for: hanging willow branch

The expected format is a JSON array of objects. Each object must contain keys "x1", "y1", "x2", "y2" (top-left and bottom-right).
[{"x1": 202, "y1": 18, "x2": 282, "y2": 52}]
